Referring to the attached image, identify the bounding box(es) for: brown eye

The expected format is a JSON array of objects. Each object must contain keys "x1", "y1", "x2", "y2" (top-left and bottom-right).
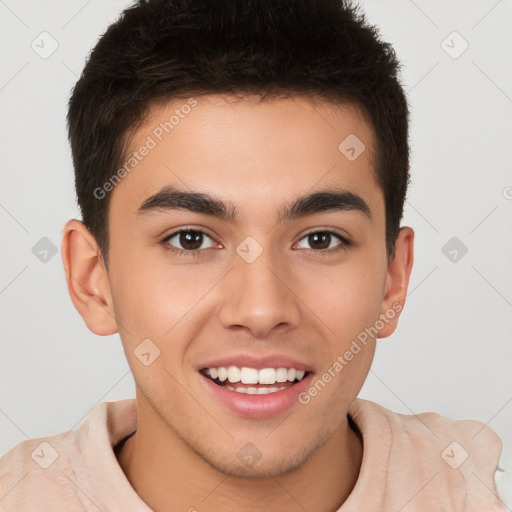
[
  {"x1": 165, "y1": 230, "x2": 215, "y2": 252},
  {"x1": 180, "y1": 231, "x2": 203, "y2": 250},
  {"x1": 296, "y1": 231, "x2": 346, "y2": 251},
  {"x1": 308, "y1": 233, "x2": 331, "y2": 250}
]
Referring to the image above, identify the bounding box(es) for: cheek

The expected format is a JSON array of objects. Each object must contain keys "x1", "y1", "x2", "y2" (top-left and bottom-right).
[
  {"x1": 108, "y1": 247, "x2": 218, "y2": 349},
  {"x1": 296, "y1": 251, "x2": 386, "y2": 339}
]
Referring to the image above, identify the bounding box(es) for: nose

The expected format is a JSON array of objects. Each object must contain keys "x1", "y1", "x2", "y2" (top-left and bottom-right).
[{"x1": 218, "y1": 246, "x2": 301, "y2": 338}]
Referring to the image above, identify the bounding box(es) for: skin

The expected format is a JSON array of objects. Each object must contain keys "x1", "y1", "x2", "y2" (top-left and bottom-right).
[{"x1": 61, "y1": 94, "x2": 414, "y2": 512}]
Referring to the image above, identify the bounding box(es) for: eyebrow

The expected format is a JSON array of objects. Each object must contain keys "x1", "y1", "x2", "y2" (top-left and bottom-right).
[{"x1": 137, "y1": 185, "x2": 372, "y2": 223}]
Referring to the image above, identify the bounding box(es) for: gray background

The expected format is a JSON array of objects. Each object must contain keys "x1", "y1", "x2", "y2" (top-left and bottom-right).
[{"x1": 1, "y1": 0, "x2": 511, "y2": 500}]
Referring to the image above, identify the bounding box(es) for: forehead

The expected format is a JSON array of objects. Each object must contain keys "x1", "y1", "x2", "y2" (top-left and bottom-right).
[{"x1": 109, "y1": 94, "x2": 382, "y2": 223}]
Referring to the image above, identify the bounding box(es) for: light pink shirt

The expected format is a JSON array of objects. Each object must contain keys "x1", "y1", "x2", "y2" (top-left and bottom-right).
[{"x1": 0, "y1": 398, "x2": 507, "y2": 511}]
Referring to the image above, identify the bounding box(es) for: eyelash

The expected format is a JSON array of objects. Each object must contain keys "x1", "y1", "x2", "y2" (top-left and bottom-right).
[{"x1": 160, "y1": 228, "x2": 350, "y2": 258}]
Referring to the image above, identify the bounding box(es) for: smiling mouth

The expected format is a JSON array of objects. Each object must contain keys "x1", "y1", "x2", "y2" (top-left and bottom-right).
[{"x1": 200, "y1": 366, "x2": 311, "y2": 395}]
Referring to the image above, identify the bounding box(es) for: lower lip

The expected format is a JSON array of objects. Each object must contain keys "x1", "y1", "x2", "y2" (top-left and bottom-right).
[{"x1": 199, "y1": 372, "x2": 313, "y2": 419}]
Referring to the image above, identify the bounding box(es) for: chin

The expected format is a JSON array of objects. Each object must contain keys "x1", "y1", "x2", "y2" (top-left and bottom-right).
[{"x1": 198, "y1": 439, "x2": 317, "y2": 479}]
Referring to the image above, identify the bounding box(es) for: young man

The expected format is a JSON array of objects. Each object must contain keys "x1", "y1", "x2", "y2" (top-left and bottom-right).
[{"x1": 0, "y1": 0, "x2": 507, "y2": 510}]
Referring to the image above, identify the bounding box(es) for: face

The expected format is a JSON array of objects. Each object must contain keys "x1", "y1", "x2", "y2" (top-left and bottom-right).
[{"x1": 105, "y1": 94, "x2": 395, "y2": 476}]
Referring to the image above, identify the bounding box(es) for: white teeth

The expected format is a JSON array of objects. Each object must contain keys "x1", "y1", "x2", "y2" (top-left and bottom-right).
[
  {"x1": 203, "y1": 365, "x2": 308, "y2": 385},
  {"x1": 227, "y1": 385, "x2": 288, "y2": 394},
  {"x1": 227, "y1": 366, "x2": 241, "y2": 383},
  {"x1": 259, "y1": 368, "x2": 276, "y2": 384},
  {"x1": 240, "y1": 367, "x2": 259, "y2": 384},
  {"x1": 275, "y1": 367, "x2": 288, "y2": 382}
]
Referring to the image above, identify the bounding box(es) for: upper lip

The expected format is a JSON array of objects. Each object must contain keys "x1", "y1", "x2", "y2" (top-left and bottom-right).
[{"x1": 197, "y1": 353, "x2": 313, "y2": 372}]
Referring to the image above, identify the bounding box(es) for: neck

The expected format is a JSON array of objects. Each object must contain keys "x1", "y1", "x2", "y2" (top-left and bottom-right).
[{"x1": 116, "y1": 398, "x2": 363, "y2": 512}]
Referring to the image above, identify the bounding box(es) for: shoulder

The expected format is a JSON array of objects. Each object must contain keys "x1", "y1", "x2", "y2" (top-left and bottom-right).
[
  {"x1": 0, "y1": 431, "x2": 84, "y2": 511},
  {"x1": 350, "y1": 398, "x2": 503, "y2": 459},
  {"x1": 348, "y1": 399, "x2": 506, "y2": 511},
  {"x1": 0, "y1": 400, "x2": 136, "y2": 512}
]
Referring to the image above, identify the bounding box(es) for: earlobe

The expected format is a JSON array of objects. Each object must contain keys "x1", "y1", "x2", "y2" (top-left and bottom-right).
[
  {"x1": 61, "y1": 219, "x2": 118, "y2": 336},
  {"x1": 377, "y1": 226, "x2": 414, "y2": 339}
]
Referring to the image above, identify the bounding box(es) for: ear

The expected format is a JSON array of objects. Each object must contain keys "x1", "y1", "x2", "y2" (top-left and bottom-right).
[
  {"x1": 61, "y1": 219, "x2": 118, "y2": 336},
  {"x1": 377, "y1": 226, "x2": 414, "y2": 339}
]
